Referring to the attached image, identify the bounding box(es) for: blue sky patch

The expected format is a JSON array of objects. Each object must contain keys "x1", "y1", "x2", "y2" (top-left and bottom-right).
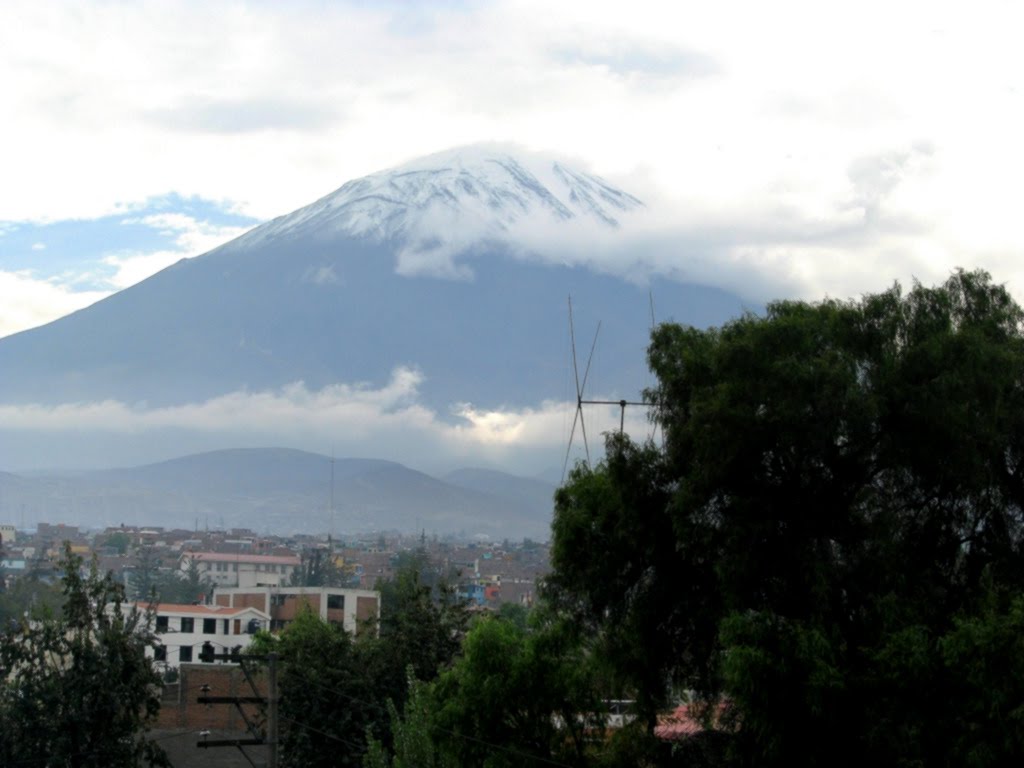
[{"x1": 0, "y1": 194, "x2": 261, "y2": 291}]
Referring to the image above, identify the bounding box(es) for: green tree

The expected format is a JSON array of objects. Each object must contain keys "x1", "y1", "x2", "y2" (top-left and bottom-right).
[
  {"x1": 157, "y1": 556, "x2": 212, "y2": 604},
  {"x1": 938, "y1": 586, "x2": 1024, "y2": 765},
  {"x1": 552, "y1": 270, "x2": 1024, "y2": 767},
  {"x1": 129, "y1": 544, "x2": 162, "y2": 601},
  {"x1": 289, "y1": 548, "x2": 350, "y2": 587},
  {"x1": 103, "y1": 531, "x2": 132, "y2": 556},
  {"x1": 251, "y1": 608, "x2": 375, "y2": 768},
  {"x1": 363, "y1": 675, "x2": 456, "y2": 768},
  {"x1": 370, "y1": 609, "x2": 602, "y2": 768},
  {"x1": 437, "y1": 612, "x2": 601, "y2": 768},
  {"x1": 549, "y1": 437, "x2": 696, "y2": 728},
  {"x1": 363, "y1": 554, "x2": 468, "y2": 719},
  {"x1": 0, "y1": 545, "x2": 168, "y2": 767},
  {"x1": 0, "y1": 575, "x2": 64, "y2": 629}
]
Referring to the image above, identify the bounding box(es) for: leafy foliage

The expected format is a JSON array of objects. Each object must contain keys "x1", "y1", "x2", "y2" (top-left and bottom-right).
[
  {"x1": 129, "y1": 546, "x2": 211, "y2": 604},
  {"x1": 159, "y1": 555, "x2": 213, "y2": 604},
  {"x1": 0, "y1": 575, "x2": 64, "y2": 629},
  {"x1": 363, "y1": 551, "x2": 468, "y2": 720},
  {"x1": 432, "y1": 610, "x2": 602, "y2": 768},
  {"x1": 368, "y1": 609, "x2": 603, "y2": 768},
  {"x1": 289, "y1": 547, "x2": 353, "y2": 587},
  {"x1": 251, "y1": 608, "x2": 374, "y2": 768},
  {"x1": 249, "y1": 555, "x2": 469, "y2": 766},
  {"x1": 103, "y1": 531, "x2": 131, "y2": 556},
  {"x1": 551, "y1": 270, "x2": 1024, "y2": 766},
  {"x1": 363, "y1": 675, "x2": 456, "y2": 768},
  {"x1": 0, "y1": 545, "x2": 168, "y2": 767}
]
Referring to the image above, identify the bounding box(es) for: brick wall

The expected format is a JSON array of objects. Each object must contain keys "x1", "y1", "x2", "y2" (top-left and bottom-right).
[{"x1": 157, "y1": 663, "x2": 268, "y2": 731}]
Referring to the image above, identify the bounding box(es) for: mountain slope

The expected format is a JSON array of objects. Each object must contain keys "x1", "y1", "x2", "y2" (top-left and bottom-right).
[
  {"x1": 0, "y1": 146, "x2": 753, "y2": 475},
  {"x1": 0, "y1": 147, "x2": 744, "y2": 407}
]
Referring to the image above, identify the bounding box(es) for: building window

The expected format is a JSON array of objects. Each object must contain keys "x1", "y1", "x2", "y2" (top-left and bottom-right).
[
  {"x1": 180, "y1": 618, "x2": 195, "y2": 633},
  {"x1": 155, "y1": 616, "x2": 169, "y2": 633},
  {"x1": 180, "y1": 646, "x2": 193, "y2": 662},
  {"x1": 154, "y1": 645, "x2": 166, "y2": 662},
  {"x1": 203, "y1": 618, "x2": 216, "y2": 635},
  {"x1": 327, "y1": 594, "x2": 344, "y2": 610}
]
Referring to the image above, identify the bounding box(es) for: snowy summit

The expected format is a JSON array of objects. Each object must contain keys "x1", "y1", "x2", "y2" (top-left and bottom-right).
[{"x1": 232, "y1": 146, "x2": 644, "y2": 277}]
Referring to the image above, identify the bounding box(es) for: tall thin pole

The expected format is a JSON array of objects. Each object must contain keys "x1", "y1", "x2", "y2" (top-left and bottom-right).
[
  {"x1": 268, "y1": 652, "x2": 279, "y2": 768},
  {"x1": 330, "y1": 451, "x2": 335, "y2": 545}
]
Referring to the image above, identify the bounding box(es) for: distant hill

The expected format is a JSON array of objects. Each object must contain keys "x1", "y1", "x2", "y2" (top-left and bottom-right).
[
  {"x1": 444, "y1": 467, "x2": 557, "y2": 521},
  {"x1": 0, "y1": 448, "x2": 555, "y2": 539}
]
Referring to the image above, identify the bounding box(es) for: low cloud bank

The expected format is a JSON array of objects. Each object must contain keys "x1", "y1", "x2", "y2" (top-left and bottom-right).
[{"x1": 0, "y1": 368, "x2": 652, "y2": 475}]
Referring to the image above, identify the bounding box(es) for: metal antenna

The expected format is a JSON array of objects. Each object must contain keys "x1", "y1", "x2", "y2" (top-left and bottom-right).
[
  {"x1": 648, "y1": 289, "x2": 663, "y2": 446},
  {"x1": 563, "y1": 296, "x2": 593, "y2": 479},
  {"x1": 329, "y1": 448, "x2": 335, "y2": 545},
  {"x1": 562, "y1": 296, "x2": 649, "y2": 482}
]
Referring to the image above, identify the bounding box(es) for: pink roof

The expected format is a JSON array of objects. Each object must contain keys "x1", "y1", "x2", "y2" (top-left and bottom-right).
[
  {"x1": 654, "y1": 704, "x2": 729, "y2": 741},
  {"x1": 182, "y1": 551, "x2": 300, "y2": 565}
]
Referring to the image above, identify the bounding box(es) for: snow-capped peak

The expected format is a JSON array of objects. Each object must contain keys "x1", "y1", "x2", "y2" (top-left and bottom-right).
[{"x1": 239, "y1": 146, "x2": 644, "y2": 255}]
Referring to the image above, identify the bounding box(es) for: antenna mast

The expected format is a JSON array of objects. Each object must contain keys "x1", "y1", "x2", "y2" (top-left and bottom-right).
[
  {"x1": 562, "y1": 295, "x2": 651, "y2": 482},
  {"x1": 329, "y1": 449, "x2": 335, "y2": 545}
]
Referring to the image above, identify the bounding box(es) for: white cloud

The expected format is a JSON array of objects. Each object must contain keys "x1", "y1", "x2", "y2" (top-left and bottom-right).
[
  {"x1": 0, "y1": 270, "x2": 110, "y2": 338},
  {"x1": 0, "y1": 368, "x2": 648, "y2": 474},
  {"x1": 0, "y1": 213, "x2": 252, "y2": 338},
  {"x1": 101, "y1": 212, "x2": 250, "y2": 289},
  {"x1": 301, "y1": 265, "x2": 341, "y2": 286},
  {"x1": 3, "y1": 3, "x2": 1024, "y2": 335}
]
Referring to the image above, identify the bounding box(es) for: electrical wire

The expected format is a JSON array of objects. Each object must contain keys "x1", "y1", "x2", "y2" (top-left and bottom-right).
[{"x1": 274, "y1": 664, "x2": 579, "y2": 768}]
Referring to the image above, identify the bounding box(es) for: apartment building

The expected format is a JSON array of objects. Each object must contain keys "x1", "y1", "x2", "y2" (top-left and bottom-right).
[
  {"x1": 213, "y1": 585, "x2": 380, "y2": 635},
  {"x1": 134, "y1": 602, "x2": 271, "y2": 668},
  {"x1": 179, "y1": 551, "x2": 300, "y2": 588}
]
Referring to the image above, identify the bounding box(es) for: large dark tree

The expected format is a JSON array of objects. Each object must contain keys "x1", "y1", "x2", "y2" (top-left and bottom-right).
[{"x1": 551, "y1": 270, "x2": 1024, "y2": 767}]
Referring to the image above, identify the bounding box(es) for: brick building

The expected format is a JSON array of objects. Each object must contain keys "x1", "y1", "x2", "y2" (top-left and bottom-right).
[{"x1": 213, "y1": 585, "x2": 380, "y2": 634}]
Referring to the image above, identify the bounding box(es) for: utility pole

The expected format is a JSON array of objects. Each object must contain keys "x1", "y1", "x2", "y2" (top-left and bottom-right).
[
  {"x1": 197, "y1": 646, "x2": 280, "y2": 767},
  {"x1": 268, "y1": 652, "x2": 279, "y2": 768}
]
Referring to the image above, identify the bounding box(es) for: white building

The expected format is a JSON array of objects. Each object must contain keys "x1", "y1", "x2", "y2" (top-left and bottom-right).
[
  {"x1": 0, "y1": 525, "x2": 15, "y2": 545},
  {"x1": 179, "y1": 551, "x2": 300, "y2": 588},
  {"x1": 132, "y1": 603, "x2": 271, "y2": 668}
]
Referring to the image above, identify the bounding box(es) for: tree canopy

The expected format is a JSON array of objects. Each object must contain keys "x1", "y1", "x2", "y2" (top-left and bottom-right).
[
  {"x1": 550, "y1": 270, "x2": 1024, "y2": 767},
  {"x1": 251, "y1": 608, "x2": 374, "y2": 768},
  {"x1": 0, "y1": 546, "x2": 168, "y2": 767}
]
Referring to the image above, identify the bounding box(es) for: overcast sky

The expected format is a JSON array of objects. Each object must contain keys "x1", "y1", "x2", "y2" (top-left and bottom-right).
[{"x1": 2, "y1": 0, "x2": 1024, "y2": 474}]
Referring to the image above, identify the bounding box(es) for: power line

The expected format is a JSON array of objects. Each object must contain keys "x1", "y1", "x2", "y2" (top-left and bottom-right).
[{"x1": 275, "y1": 664, "x2": 579, "y2": 768}]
